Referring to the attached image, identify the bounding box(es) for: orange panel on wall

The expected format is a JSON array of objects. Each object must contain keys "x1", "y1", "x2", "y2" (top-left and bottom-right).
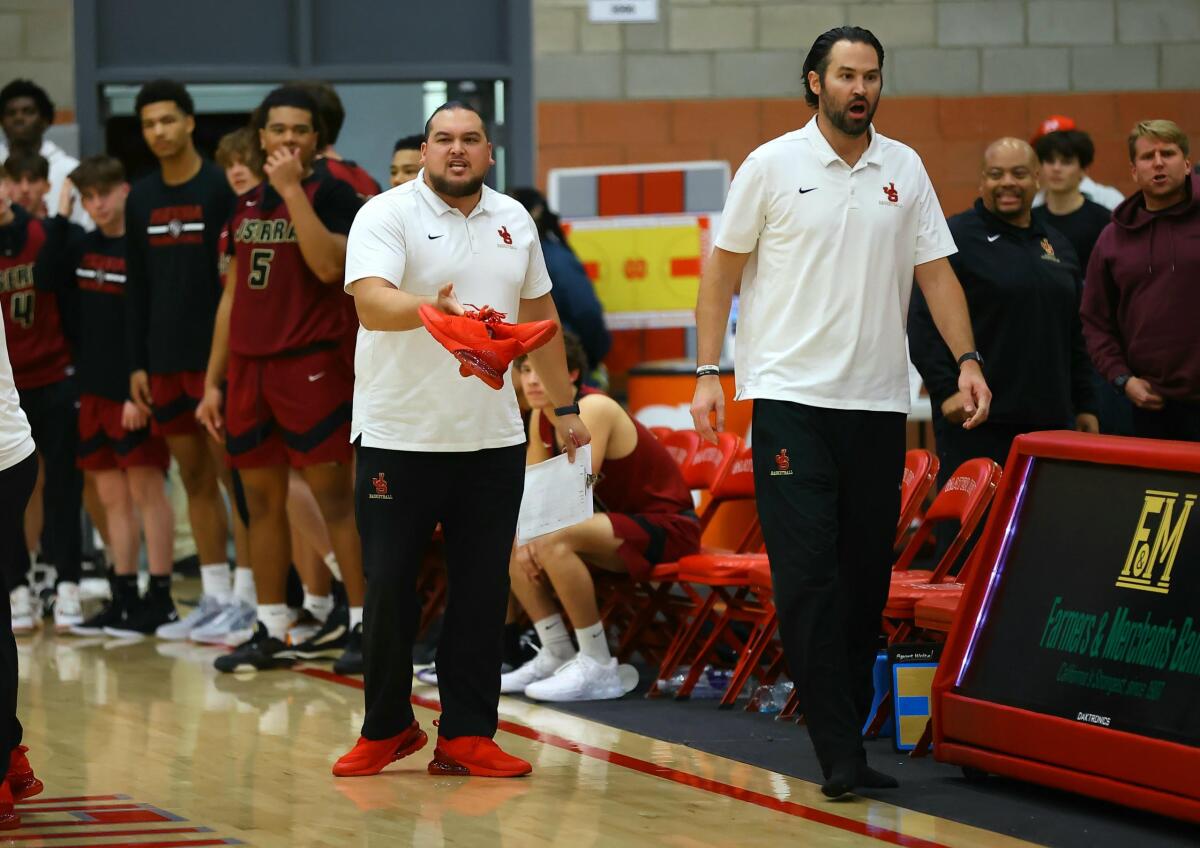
[{"x1": 598, "y1": 173, "x2": 640, "y2": 216}]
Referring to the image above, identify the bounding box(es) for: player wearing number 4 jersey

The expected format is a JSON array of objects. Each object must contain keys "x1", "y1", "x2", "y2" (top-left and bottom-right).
[{"x1": 197, "y1": 85, "x2": 367, "y2": 674}]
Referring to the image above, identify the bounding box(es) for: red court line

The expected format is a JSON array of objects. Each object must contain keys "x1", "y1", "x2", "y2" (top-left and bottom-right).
[
  {"x1": 3, "y1": 825, "x2": 207, "y2": 841},
  {"x1": 15, "y1": 802, "x2": 139, "y2": 814},
  {"x1": 46, "y1": 841, "x2": 230, "y2": 848},
  {"x1": 296, "y1": 667, "x2": 954, "y2": 848},
  {"x1": 17, "y1": 795, "x2": 130, "y2": 805}
]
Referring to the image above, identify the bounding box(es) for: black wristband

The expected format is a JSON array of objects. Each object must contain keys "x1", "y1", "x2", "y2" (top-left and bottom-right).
[
  {"x1": 957, "y1": 351, "x2": 984, "y2": 369},
  {"x1": 553, "y1": 403, "x2": 581, "y2": 417}
]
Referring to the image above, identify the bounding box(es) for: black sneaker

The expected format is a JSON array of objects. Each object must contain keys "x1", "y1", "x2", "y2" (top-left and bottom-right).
[
  {"x1": 282, "y1": 605, "x2": 349, "y2": 660},
  {"x1": 104, "y1": 594, "x2": 178, "y2": 638},
  {"x1": 215, "y1": 622, "x2": 295, "y2": 673},
  {"x1": 71, "y1": 599, "x2": 123, "y2": 635},
  {"x1": 332, "y1": 623, "x2": 363, "y2": 675}
]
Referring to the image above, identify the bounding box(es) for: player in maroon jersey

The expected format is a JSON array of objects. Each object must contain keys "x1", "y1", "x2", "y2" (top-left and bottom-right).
[
  {"x1": 0, "y1": 160, "x2": 83, "y2": 634},
  {"x1": 299, "y1": 82, "x2": 383, "y2": 202},
  {"x1": 197, "y1": 86, "x2": 367, "y2": 673}
]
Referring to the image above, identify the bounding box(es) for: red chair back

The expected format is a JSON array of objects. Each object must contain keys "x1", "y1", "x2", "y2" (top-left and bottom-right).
[
  {"x1": 685, "y1": 431, "x2": 739, "y2": 493},
  {"x1": 896, "y1": 449, "x2": 939, "y2": 546},
  {"x1": 893, "y1": 457, "x2": 1002, "y2": 583},
  {"x1": 660, "y1": 429, "x2": 702, "y2": 474},
  {"x1": 708, "y1": 441, "x2": 756, "y2": 503},
  {"x1": 649, "y1": 426, "x2": 674, "y2": 442}
]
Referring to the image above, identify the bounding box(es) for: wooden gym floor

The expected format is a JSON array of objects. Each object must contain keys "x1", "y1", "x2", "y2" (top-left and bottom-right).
[{"x1": 9, "y1": 609, "x2": 1051, "y2": 848}]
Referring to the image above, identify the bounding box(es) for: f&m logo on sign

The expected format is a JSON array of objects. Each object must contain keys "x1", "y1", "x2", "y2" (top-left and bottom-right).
[{"x1": 1117, "y1": 489, "x2": 1196, "y2": 594}]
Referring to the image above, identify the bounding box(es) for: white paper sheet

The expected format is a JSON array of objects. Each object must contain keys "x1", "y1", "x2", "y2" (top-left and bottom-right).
[{"x1": 517, "y1": 444, "x2": 594, "y2": 544}]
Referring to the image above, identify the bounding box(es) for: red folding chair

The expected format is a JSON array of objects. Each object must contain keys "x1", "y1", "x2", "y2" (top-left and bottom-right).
[
  {"x1": 860, "y1": 459, "x2": 1002, "y2": 742},
  {"x1": 604, "y1": 432, "x2": 742, "y2": 665},
  {"x1": 777, "y1": 457, "x2": 1002, "y2": 724},
  {"x1": 649, "y1": 425, "x2": 675, "y2": 442},
  {"x1": 647, "y1": 439, "x2": 764, "y2": 699},
  {"x1": 659, "y1": 429, "x2": 702, "y2": 473},
  {"x1": 896, "y1": 449, "x2": 939, "y2": 548}
]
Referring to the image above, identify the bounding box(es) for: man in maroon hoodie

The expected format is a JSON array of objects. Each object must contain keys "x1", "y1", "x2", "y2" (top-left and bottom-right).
[{"x1": 1081, "y1": 120, "x2": 1199, "y2": 441}]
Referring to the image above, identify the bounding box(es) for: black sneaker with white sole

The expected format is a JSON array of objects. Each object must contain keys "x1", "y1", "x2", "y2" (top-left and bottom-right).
[
  {"x1": 214, "y1": 623, "x2": 295, "y2": 673},
  {"x1": 280, "y1": 605, "x2": 348, "y2": 661},
  {"x1": 332, "y1": 623, "x2": 363, "y2": 675}
]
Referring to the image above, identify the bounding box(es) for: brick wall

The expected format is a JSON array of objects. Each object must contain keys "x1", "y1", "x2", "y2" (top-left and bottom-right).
[
  {"x1": 0, "y1": 0, "x2": 74, "y2": 115},
  {"x1": 538, "y1": 89, "x2": 1200, "y2": 222},
  {"x1": 535, "y1": 0, "x2": 1200, "y2": 99}
]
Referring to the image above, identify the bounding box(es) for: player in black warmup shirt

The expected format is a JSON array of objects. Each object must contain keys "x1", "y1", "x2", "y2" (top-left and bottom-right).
[
  {"x1": 37, "y1": 157, "x2": 176, "y2": 637},
  {"x1": 124, "y1": 80, "x2": 242, "y2": 636}
]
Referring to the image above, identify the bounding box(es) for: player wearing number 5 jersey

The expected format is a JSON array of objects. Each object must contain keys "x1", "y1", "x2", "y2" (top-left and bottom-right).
[{"x1": 197, "y1": 86, "x2": 366, "y2": 673}]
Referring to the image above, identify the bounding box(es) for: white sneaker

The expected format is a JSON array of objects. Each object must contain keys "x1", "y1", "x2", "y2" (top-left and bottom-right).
[
  {"x1": 10, "y1": 586, "x2": 35, "y2": 634},
  {"x1": 500, "y1": 647, "x2": 572, "y2": 694},
  {"x1": 415, "y1": 665, "x2": 439, "y2": 686},
  {"x1": 190, "y1": 601, "x2": 256, "y2": 645},
  {"x1": 524, "y1": 654, "x2": 638, "y2": 702},
  {"x1": 156, "y1": 594, "x2": 225, "y2": 640},
  {"x1": 54, "y1": 582, "x2": 84, "y2": 632}
]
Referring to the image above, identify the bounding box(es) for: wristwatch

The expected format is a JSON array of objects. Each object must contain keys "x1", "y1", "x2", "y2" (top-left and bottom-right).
[
  {"x1": 553, "y1": 402, "x2": 581, "y2": 417},
  {"x1": 1112, "y1": 374, "x2": 1132, "y2": 392},
  {"x1": 957, "y1": 351, "x2": 985, "y2": 369}
]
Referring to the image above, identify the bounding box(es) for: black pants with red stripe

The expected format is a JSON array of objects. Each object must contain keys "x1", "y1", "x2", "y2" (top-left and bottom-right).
[
  {"x1": 751, "y1": 400, "x2": 905, "y2": 778},
  {"x1": 356, "y1": 442, "x2": 525, "y2": 741},
  {"x1": 0, "y1": 451, "x2": 38, "y2": 781}
]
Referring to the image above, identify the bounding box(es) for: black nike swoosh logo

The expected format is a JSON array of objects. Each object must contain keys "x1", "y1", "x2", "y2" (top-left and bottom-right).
[
  {"x1": 798, "y1": 187, "x2": 818, "y2": 194},
  {"x1": 428, "y1": 234, "x2": 444, "y2": 240}
]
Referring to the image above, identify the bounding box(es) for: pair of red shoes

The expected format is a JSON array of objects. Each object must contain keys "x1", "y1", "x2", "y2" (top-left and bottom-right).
[
  {"x1": 0, "y1": 745, "x2": 44, "y2": 830},
  {"x1": 419, "y1": 304, "x2": 557, "y2": 390},
  {"x1": 332, "y1": 721, "x2": 531, "y2": 778}
]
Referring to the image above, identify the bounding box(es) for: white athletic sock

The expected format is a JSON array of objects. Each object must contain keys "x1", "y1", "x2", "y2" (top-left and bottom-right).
[
  {"x1": 200, "y1": 563, "x2": 232, "y2": 605},
  {"x1": 233, "y1": 567, "x2": 257, "y2": 607},
  {"x1": 323, "y1": 551, "x2": 342, "y2": 582},
  {"x1": 304, "y1": 593, "x2": 334, "y2": 622},
  {"x1": 258, "y1": 603, "x2": 292, "y2": 640},
  {"x1": 575, "y1": 621, "x2": 611, "y2": 663},
  {"x1": 349, "y1": 606, "x2": 363, "y2": 630},
  {"x1": 534, "y1": 614, "x2": 574, "y2": 659}
]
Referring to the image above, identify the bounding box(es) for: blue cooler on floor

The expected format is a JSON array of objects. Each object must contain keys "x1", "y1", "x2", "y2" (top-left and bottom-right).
[{"x1": 862, "y1": 650, "x2": 893, "y2": 738}]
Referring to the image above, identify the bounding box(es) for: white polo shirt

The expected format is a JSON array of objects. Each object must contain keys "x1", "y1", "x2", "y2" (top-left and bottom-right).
[
  {"x1": 344, "y1": 172, "x2": 552, "y2": 452},
  {"x1": 0, "y1": 319, "x2": 35, "y2": 473},
  {"x1": 716, "y1": 115, "x2": 956, "y2": 414}
]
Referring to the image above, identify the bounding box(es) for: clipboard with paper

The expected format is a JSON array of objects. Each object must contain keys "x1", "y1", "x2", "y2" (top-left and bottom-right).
[{"x1": 517, "y1": 445, "x2": 594, "y2": 544}]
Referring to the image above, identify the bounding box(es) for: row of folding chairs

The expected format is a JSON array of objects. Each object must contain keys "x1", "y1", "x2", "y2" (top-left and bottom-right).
[{"x1": 602, "y1": 428, "x2": 1001, "y2": 756}]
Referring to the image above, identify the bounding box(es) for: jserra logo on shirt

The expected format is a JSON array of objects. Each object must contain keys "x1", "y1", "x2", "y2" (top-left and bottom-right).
[
  {"x1": 1040, "y1": 238, "x2": 1060, "y2": 263},
  {"x1": 147, "y1": 205, "x2": 205, "y2": 245},
  {"x1": 235, "y1": 219, "x2": 298, "y2": 244},
  {"x1": 497, "y1": 225, "x2": 513, "y2": 247},
  {"x1": 883, "y1": 182, "x2": 899, "y2": 203}
]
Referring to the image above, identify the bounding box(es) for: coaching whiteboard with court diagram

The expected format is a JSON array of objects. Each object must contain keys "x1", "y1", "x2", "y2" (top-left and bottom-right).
[{"x1": 517, "y1": 445, "x2": 594, "y2": 543}]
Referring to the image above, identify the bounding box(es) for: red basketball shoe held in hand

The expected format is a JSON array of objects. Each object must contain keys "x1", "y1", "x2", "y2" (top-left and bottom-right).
[{"x1": 419, "y1": 304, "x2": 557, "y2": 390}]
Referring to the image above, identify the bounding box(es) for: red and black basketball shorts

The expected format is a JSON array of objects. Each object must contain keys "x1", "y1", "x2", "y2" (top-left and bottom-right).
[
  {"x1": 150, "y1": 370, "x2": 207, "y2": 437},
  {"x1": 224, "y1": 344, "x2": 353, "y2": 470},
  {"x1": 77, "y1": 394, "x2": 170, "y2": 472},
  {"x1": 607, "y1": 511, "x2": 701, "y2": 581}
]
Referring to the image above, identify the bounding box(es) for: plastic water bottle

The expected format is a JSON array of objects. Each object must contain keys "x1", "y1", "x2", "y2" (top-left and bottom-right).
[
  {"x1": 656, "y1": 665, "x2": 731, "y2": 698},
  {"x1": 752, "y1": 680, "x2": 794, "y2": 713}
]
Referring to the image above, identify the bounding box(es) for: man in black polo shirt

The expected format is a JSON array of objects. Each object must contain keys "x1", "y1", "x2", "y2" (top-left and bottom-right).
[{"x1": 909, "y1": 137, "x2": 1098, "y2": 487}]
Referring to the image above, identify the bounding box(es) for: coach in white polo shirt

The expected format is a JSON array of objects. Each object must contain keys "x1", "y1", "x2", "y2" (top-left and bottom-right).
[
  {"x1": 692, "y1": 27, "x2": 991, "y2": 799},
  {"x1": 337, "y1": 102, "x2": 589, "y2": 778}
]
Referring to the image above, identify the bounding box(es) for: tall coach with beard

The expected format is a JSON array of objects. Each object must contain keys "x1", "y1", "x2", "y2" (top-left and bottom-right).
[
  {"x1": 333, "y1": 103, "x2": 589, "y2": 779},
  {"x1": 691, "y1": 27, "x2": 991, "y2": 798}
]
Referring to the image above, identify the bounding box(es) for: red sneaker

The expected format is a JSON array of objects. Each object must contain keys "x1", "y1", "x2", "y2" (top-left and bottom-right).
[
  {"x1": 0, "y1": 780, "x2": 19, "y2": 830},
  {"x1": 419, "y1": 304, "x2": 557, "y2": 390},
  {"x1": 332, "y1": 722, "x2": 429, "y2": 777},
  {"x1": 8, "y1": 745, "x2": 42, "y2": 800},
  {"x1": 427, "y1": 735, "x2": 532, "y2": 778}
]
